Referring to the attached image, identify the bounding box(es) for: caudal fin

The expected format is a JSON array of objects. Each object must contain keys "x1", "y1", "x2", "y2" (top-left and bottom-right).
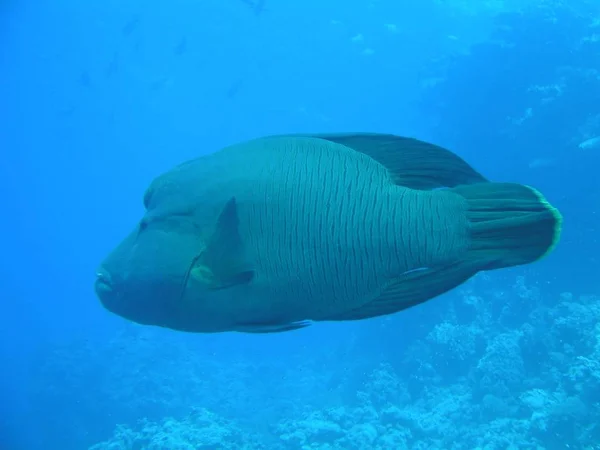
[{"x1": 451, "y1": 182, "x2": 563, "y2": 270}]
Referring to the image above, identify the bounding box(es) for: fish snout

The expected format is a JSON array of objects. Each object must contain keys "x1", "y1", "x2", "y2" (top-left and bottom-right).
[
  {"x1": 95, "y1": 268, "x2": 113, "y2": 290},
  {"x1": 94, "y1": 269, "x2": 118, "y2": 308}
]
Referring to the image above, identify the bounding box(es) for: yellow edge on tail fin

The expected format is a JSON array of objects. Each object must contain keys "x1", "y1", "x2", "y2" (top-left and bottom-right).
[{"x1": 525, "y1": 185, "x2": 563, "y2": 260}]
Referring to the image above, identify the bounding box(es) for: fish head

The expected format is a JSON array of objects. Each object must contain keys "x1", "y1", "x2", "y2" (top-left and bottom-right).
[{"x1": 95, "y1": 196, "x2": 242, "y2": 333}]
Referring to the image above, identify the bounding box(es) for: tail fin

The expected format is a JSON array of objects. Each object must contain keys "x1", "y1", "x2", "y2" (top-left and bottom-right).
[{"x1": 451, "y1": 182, "x2": 563, "y2": 269}]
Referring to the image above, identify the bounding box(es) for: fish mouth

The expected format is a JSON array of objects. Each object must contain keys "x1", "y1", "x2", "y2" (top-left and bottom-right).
[
  {"x1": 94, "y1": 270, "x2": 137, "y2": 320},
  {"x1": 94, "y1": 270, "x2": 114, "y2": 298}
]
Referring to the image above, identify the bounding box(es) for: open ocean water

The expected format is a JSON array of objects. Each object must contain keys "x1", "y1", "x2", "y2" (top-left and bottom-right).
[{"x1": 1, "y1": 1, "x2": 600, "y2": 449}]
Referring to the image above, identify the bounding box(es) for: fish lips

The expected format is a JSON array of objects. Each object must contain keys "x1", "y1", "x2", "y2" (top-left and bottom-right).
[
  {"x1": 94, "y1": 226, "x2": 203, "y2": 327},
  {"x1": 94, "y1": 269, "x2": 115, "y2": 308},
  {"x1": 95, "y1": 263, "x2": 187, "y2": 327}
]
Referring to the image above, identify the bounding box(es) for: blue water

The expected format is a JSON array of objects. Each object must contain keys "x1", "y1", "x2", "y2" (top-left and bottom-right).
[{"x1": 1, "y1": 1, "x2": 599, "y2": 449}]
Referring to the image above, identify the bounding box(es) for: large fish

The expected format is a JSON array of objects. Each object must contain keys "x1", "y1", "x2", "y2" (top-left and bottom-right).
[{"x1": 95, "y1": 133, "x2": 563, "y2": 333}]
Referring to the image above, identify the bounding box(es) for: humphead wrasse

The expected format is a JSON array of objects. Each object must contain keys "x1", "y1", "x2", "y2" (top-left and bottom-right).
[{"x1": 95, "y1": 133, "x2": 562, "y2": 333}]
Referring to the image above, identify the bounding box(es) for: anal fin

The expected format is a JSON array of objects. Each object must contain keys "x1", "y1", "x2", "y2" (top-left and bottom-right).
[
  {"x1": 321, "y1": 261, "x2": 481, "y2": 321},
  {"x1": 235, "y1": 320, "x2": 312, "y2": 334}
]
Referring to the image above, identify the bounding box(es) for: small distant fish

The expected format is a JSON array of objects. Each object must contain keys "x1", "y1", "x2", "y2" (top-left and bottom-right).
[
  {"x1": 58, "y1": 105, "x2": 76, "y2": 117},
  {"x1": 578, "y1": 136, "x2": 600, "y2": 150},
  {"x1": 226, "y1": 79, "x2": 244, "y2": 99},
  {"x1": 239, "y1": 0, "x2": 267, "y2": 16},
  {"x1": 79, "y1": 71, "x2": 92, "y2": 88},
  {"x1": 122, "y1": 14, "x2": 141, "y2": 37},
  {"x1": 254, "y1": 0, "x2": 267, "y2": 15},
  {"x1": 174, "y1": 36, "x2": 187, "y2": 56},
  {"x1": 105, "y1": 52, "x2": 119, "y2": 79},
  {"x1": 149, "y1": 76, "x2": 171, "y2": 92}
]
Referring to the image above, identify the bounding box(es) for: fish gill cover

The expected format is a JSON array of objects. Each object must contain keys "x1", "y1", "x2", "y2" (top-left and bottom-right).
[{"x1": 0, "y1": 0, "x2": 599, "y2": 449}]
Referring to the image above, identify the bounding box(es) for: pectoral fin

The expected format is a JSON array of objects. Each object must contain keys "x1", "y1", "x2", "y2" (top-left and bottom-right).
[{"x1": 192, "y1": 197, "x2": 255, "y2": 290}]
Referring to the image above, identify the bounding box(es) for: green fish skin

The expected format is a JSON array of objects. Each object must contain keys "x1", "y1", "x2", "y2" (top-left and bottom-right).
[{"x1": 94, "y1": 133, "x2": 563, "y2": 333}]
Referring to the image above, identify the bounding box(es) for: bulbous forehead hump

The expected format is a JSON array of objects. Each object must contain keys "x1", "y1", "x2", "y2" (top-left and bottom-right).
[{"x1": 142, "y1": 156, "x2": 216, "y2": 212}]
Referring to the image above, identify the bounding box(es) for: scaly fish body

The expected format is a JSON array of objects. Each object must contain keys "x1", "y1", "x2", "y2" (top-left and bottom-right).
[
  {"x1": 177, "y1": 137, "x2": 466, "y2": 325},
  {"x1": 95, "y1": 133, "x2": 562, "y2": 333}
]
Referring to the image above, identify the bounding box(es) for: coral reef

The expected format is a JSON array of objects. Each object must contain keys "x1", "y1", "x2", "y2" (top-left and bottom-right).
[
  {"x1": 30, "y1": 273, "x2": 599, "y2": 450},
  {"x1": 23, "y1": 2, "x2": 600, "y2": 450}
]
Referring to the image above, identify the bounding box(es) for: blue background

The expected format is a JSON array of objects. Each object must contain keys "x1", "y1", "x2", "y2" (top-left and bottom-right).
[{"x1": 1, "y1": 1, "x2": 599, "y2": 448}]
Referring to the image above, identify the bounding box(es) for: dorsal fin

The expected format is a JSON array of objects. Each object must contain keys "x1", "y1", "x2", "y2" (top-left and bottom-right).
[
  {"x1": 191, "y1": 197, "x2": 254, "y2": 290},
  {"x1": 281, "y1": 132, "x2": 489, "y2": 189}
]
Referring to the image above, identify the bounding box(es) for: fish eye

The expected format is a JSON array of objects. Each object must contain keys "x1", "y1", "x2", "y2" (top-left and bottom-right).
[{"x1": 139, "y1": 219, "x2": 149, "y2": 231}]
